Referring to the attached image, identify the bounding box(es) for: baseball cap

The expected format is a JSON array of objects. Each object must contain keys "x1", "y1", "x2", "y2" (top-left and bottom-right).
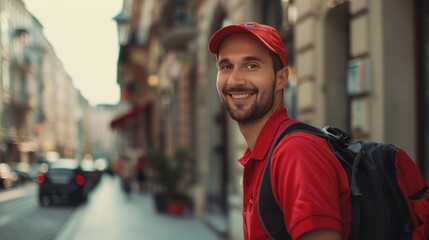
[{"x1": 208, "y1": 22, "x2": 286, "y2": 67}]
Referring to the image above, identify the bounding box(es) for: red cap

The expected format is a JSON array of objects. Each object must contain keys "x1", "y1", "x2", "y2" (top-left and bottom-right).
[{"x1": 208, "y1": 22, "x2": 286, "y2": 67}]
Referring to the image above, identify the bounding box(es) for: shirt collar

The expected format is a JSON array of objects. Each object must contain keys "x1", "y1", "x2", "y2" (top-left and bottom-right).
[{"x1": 238, "y1": 108, "x2": 291, "y2": 165}]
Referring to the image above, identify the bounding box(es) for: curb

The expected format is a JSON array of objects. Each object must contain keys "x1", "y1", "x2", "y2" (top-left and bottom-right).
[{"x1": 53, "y1": 204, "x2": 86, "y2": 240}]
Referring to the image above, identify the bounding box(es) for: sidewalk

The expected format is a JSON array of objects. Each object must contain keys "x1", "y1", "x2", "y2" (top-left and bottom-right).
[{"x1": 54, "y1": 175, "x2": 224, "y2": 240}]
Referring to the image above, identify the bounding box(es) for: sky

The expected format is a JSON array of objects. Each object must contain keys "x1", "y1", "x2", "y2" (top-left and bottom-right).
[{"x1": 24, "y1": 0, "x2": 123, "y2": 106}]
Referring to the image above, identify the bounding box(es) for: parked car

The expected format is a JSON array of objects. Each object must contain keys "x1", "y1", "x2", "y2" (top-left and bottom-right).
[
  {"x1": 37, "y1": 158, "x2": 90, "y2": 206},
  {"x1": 0, "y1": 163, "x2": 19, "y2": 188},
  {"x1": 13, "y1": 162, "x2": 36, "y2": 183},
  {"x1": 80, "y1": 159, "x2": 101, "y2": 189}
]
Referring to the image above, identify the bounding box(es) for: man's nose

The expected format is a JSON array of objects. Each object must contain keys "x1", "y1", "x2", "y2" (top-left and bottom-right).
[{"x1": 228, "y1": 68, "x2": 246, "y2": 85}]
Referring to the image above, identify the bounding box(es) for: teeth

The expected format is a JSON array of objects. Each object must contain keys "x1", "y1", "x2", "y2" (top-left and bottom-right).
[{"x1": 231, "y1": 93, "x2": 251, "y2": 99}]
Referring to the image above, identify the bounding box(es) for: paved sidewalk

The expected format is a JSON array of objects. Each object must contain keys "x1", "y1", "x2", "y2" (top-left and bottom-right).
[{"x1": 54, "y1": 175, "x2": 224, "y2": 240}]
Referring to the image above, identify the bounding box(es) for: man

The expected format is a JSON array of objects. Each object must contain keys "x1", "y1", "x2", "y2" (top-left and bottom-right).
[{"x1": 208, "y1": 22, "x2": 352, "y2": 240}]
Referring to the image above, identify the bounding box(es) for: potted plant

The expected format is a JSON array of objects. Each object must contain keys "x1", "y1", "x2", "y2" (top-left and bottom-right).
[
  {"x1": 147, "y1": 151, "x2": 169, "y2": 213},
  {"x1": 164, "y1": 148, "x2": 193, "y2": 216},
  {"x1": 147, "y1": 149, "x2": 191, "y2": 216},
  {"x1": 148, "y1": 148, "x2": 193, "y2": 216}
]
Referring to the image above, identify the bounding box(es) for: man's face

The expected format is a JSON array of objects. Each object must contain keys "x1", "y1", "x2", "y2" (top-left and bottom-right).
[{"x1": 216, "y1": 33, "x2": 276, "y2": 124}]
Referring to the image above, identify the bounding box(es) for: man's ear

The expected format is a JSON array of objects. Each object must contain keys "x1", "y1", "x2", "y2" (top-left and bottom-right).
[{"x1": 276, "y1": 67, "x2": 289, "y2": 90}]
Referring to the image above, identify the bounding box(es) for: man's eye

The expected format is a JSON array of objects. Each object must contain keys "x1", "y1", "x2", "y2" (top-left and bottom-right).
[
  {"x1": 219, "y1": 64, "x2": 232, "y2": 70},
  {"x1": 246, "y1": 64, "x2": 258, "y2": 69}
]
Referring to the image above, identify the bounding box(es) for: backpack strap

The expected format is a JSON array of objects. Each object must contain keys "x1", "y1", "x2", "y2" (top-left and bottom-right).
[
  {"x1": 349, "y1": 146, "x2": 363, "y2": 240},
  {"x1": 258, "y1": 122, "x2": 328, "y2": 239}
]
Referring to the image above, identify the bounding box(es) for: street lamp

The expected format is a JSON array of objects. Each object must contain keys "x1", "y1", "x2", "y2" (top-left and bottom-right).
[
  {"x1": 113, "y1": 11, "x2": 131, "y2": 46},
  {"x1": 148, "y1": 74, "x2": 159, "y2": 87}
]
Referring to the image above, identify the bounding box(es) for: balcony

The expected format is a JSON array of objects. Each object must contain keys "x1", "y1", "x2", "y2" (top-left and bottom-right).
[
  {"x1": 9, "y1": 97, "x2": 32, "y2": 111},
  {"x1": 159, "y1": 25, "x2": 195, "y2": 50},
  {"x1": 12, "y1": 53, "x2": 31, "y2": 71},
  {"x1": 158, "y1": 0, "x2": 196, "y2": 50},
  {"x1": 9, "y1": 89, "x2": 33, "y2": 111}
]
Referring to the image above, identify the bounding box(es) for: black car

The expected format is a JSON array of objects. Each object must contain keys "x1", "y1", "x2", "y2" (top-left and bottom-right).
[
  {"x1": 80, "y1": 159, "x2": 101, "y2": 190},
  {"x1": 37, "y1": 158, "x2": 89, "y2": 206}
]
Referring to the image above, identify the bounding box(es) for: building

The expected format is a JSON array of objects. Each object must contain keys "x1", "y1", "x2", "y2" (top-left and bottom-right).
[
  {"x1": 0, "y1": 0, "x2": 92, "y2": 166},
  {"x1": 0, "y1": 0, "x2": 36, "y2": 164},
  {"x1": 110, "y1": 0, "x2": 160, "y2": 164}
]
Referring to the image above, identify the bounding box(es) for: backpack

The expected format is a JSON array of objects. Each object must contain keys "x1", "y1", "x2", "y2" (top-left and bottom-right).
[{"x1": 258, "y1": 122, "x2": 429, "y2": 240}]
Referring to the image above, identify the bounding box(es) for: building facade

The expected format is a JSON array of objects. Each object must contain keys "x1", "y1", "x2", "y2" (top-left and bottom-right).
[
  {"x1": 0, "y1": 0, "x2": 92, "y2": 167},
  {"x1": 0, "y1": 0, "x2": 35, "y2": 164}
]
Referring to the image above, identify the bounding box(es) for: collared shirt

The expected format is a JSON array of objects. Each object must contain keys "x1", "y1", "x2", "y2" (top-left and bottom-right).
[{"x1": 239, "y1": 108, "x2": 352, "y2": 240}]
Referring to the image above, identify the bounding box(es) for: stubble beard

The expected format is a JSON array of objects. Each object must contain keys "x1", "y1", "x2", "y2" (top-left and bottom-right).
[{"x1": 221, "y1": 81, "x2": 276, "y2": 125}]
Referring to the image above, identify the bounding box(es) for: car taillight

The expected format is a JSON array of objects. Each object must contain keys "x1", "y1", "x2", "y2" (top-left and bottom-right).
[
  {"x1": 75, "y1": 175, "x2": 85, "y2": 186},
  {"x1": 37, "y1": 174, "x2": 45, "y2": 184}
]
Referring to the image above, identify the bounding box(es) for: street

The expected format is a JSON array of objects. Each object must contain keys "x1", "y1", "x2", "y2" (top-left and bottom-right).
[
  {"x1": 0, "y1": 183, "x2": 75, "y2": 240},
  {"x1": 0, "y1": 175, "x2": 224, "y2": 240}
]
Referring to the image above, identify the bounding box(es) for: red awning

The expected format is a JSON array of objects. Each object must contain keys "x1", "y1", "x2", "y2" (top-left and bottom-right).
[{"x1": 110, "y1": 104, "x2": 149, "y2": 129}]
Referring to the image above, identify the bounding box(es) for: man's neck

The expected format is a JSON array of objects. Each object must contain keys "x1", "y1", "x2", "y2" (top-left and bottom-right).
[{"x1": 238, "y1": 106, "x2": 282, "y2": 151}]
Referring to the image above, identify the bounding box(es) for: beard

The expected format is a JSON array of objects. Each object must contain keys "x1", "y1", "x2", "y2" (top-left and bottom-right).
[{"x1": 221, "y1": 80, "x2": 275, "y2": 125}]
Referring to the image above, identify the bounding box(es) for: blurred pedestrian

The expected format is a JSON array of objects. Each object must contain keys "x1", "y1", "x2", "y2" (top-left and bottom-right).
[
  {"x1": 208, "y1": 22, "x2": 351, "y2": 240},
  {"x1": 119, "y1": 156, "x2": 133, "y2": 196},
  {"x1": 135, "y1": 156, "x2": 148, "y2": 193},
  {"x1": 112, "y1": 155, "x2": 122, "y2": 177}
]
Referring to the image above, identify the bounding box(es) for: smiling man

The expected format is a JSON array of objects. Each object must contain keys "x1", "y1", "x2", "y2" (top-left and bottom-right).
[{"x1": 208, "y1": 22, "x2": 352, "y2": 240}]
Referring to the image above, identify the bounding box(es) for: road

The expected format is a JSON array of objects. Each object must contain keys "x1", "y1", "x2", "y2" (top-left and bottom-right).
[
  {"x1": 0, "y1": 175, "x2": 224, "y2": 240},
  {"x1": 0, "y1": 183, "x2": 76, "y2": 240}
]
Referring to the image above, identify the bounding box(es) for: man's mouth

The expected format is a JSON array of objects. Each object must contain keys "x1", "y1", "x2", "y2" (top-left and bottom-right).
[{"x1": 230, "y1": 93, "x2": 252, "y2": 99}]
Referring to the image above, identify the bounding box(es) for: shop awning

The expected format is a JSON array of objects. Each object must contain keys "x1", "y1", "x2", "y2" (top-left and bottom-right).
[{"x1": 110, "y1": 103, "x2": 150, "y2": 129}]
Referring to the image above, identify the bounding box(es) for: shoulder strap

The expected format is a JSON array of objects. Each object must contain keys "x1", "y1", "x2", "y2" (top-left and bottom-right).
[{"x1": 257, "y1": 122, "x2": 326, "y2": 240}]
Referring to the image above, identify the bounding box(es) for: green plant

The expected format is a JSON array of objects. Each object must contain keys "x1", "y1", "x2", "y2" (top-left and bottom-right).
[
  {"x1": 147, "y1": 151, "x2": 169, "y2": 188},
  {"x1": 147, "y1": 149, "x2": 191, "y2": 201}
]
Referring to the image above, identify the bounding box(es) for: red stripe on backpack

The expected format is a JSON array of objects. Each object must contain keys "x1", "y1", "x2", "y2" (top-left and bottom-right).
[{"x1": 395, "y1": 149, "x2": 429, "y2": 240}]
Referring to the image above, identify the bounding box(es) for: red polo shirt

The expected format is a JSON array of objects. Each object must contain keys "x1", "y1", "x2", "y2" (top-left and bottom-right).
[{"x1": 238, "y1": 108, "x2": 352, "y2": 240}]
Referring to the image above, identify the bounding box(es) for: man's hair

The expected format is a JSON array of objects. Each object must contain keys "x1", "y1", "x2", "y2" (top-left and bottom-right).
[
  {"x1": 270, "y1": 51, "x2": 283, "y2": 73},
  {"x1": 270, "y1": 51, "x2": 286, "y2": 100}
]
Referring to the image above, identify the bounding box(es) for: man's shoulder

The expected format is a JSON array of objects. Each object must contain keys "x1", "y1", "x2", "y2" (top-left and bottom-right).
[
  {"x1": 274, "y1": 129, "x2": 335, "y2": 159},
  {"x1": 280, "y1": 131, "x2": 326, "y2": 147}
]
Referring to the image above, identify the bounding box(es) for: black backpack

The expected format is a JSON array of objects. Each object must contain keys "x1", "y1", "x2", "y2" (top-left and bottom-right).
[{"x1": 258, "y1": 122, "x2": 429, "y2": 240}]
